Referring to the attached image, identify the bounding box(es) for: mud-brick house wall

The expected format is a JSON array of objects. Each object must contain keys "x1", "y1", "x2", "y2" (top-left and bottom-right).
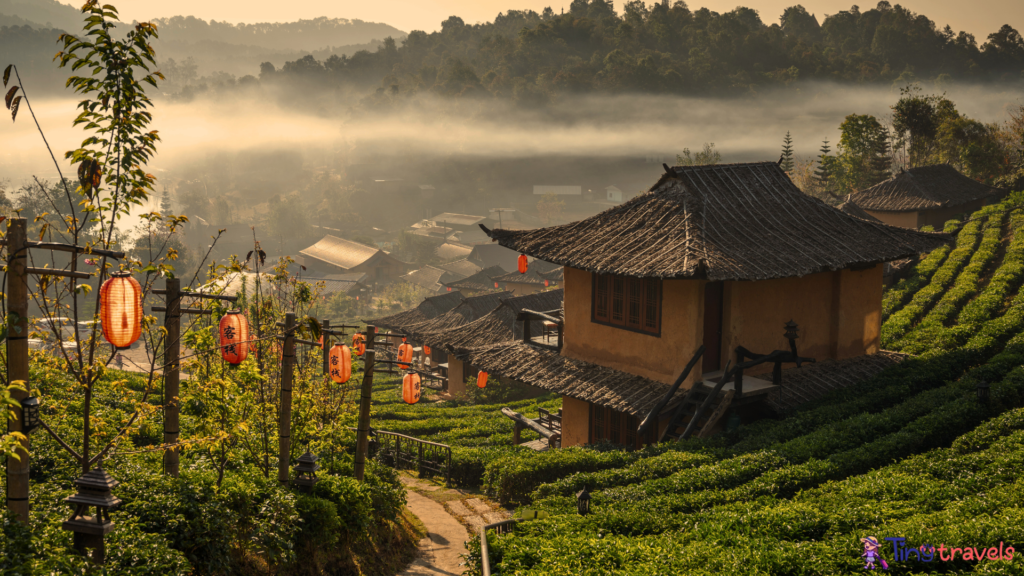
[
  {"x1": 485, "y1": 161, "x2": 949, "y2": 447},
  {"x1": 848, "y1": 165, "x2": 1006, "y2": 230}
]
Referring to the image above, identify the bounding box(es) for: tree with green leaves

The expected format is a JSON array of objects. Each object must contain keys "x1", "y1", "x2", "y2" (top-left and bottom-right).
[
  {"x1": 814, "y1": 140, "x2": 837, "y2": 197},
  {"x1": 780, "y1": 131, "x2": 795, "y2": 173},
  {"x1": 677, "y1": 142, "x2": 722, "y2": 166}
]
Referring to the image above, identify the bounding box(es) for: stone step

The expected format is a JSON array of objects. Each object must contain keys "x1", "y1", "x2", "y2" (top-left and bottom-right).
[
  {"x1": 446, "y1": 501, "x2": 473, "y2": 517},
  {"x1": 465, "y1": 498, "x2": 492, "y2": 514}
]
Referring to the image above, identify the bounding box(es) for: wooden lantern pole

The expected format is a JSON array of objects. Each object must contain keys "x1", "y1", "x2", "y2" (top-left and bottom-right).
[
  {"x1": 5, "y1": 218, "x2": 30, "y2": 523},
  {"x1": 162, "y1": 277, "x2": 181, "y2": 476},
  {"x1": 321, "y1": 319, "x2": 330, "y2": 374},
  {"x1": 353, "y1": 325, "x2": 376, "y2": 481},
  {"x1": 278, "y1": 312, "x2": 296, "y2": 484}
]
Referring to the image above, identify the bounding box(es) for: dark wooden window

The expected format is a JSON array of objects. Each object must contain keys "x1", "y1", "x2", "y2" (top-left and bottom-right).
[{"x1": 592, "y1": 273, "x2": 662, "y2": 335}]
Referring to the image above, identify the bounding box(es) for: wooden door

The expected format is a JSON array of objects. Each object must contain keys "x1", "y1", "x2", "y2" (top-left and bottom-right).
[{"x1": 703, "y1": 282, "x2": 724, "y2": 371}]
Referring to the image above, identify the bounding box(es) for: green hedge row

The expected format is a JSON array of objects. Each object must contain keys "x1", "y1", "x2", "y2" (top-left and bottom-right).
[
  {"x1": 881, "y1": 210, "x2": 989, "y2": 347},
  {"x1": 484, "y1": 411, "x2": 1024, "y2": 574},
  {"x1": 482, "y1": 402, "x2": 1024, "y2": 574},
  {"x1": 880, "y1": 219, "x2": 958, "y2": 322},
  {"x1": 895, "y1": 205, "x2": 1009, "y2": 354},
  {"x1": 531, "y1": 450, "x2": 715, "y2": 500}
]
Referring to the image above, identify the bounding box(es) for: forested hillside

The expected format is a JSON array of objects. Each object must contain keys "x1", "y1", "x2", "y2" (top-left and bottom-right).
[{"x1": 259, "y1": 0, "x2": 1024, "y2": 102}]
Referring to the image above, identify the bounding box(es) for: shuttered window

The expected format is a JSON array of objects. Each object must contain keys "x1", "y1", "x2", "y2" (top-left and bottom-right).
[
  {"x1": 592, "y1": 273, "x2": 662, "y2": 335},
  {"x1": 590, "y1": 405, "x2": 651, "y2": 449}
]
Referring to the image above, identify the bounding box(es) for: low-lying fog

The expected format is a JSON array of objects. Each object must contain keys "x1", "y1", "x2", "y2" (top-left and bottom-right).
[{"x1": 3, "y1": 81, "x2": 1021, "y2": 229}]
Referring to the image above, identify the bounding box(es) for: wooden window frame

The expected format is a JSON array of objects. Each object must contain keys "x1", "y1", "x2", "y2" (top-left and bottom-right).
[{"x1": 591, "y1": 273, "x2": 662, "y2": 336}]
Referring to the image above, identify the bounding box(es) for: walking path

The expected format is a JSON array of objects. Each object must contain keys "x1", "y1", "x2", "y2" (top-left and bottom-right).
[{"x1": 398, "y1": 476, "x2": 511, "y2": 576}]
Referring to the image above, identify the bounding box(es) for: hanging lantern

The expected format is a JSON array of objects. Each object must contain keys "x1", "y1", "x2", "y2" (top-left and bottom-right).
[
  {"x1": 219, "y1": 310, "x2": 249, "y2": 365},
  {"x1": 99, "y1": 272, "x2": 142, "y2": 350},
  {"x1": 328, "y1": 344, "x2": 351, "y2": 384},
  {"x1": 446, "y1": 286, "x2": 452, "y2": 292},
  {"x1": 544, "y1": 279, "x2": 550, "y2": 287},
  {"x1": 402, "y1": 372, "x2": 421, "y2": 404},
  {"x1": 477, "y1": 371, "x2": 488, "y2": 389},
  {"x1": 494, "y1": 282, "x2": 500, "y2": 289},
  {"x1": 398, "y1": 342, "x2": 414, "y2": 369},
  {"x1": 424, "y1": 345, "x2": 431, "y2": 356},
  {"x1": 352, "y1": 333, "x2": 366, "y2": 356},
  {"x1": 518, "y1": 254, "x2": 528, "y2": 274}
]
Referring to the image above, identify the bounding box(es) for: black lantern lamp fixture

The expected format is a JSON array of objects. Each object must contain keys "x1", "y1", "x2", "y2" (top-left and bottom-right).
[
  {"x1": 62, "y1": 467, "x2": 121, "y2": 563},
  {"x1": 576, "y1": 486, "x2": 591, "y2": 516},
  {"x1": 20, "y1": 396, "x2": 40, "y2": 433},
  {"x1": 784, "y1": 320, "x2": 800, "y2": 350},
  {"x1": 976, "y1": 379, "x2": 991, "y2": 405},
  {"x1": 294, "y1": 451, "x2": 320, "y2": 492}
]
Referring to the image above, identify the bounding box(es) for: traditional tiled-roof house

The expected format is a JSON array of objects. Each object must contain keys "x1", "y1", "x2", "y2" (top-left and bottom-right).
[
  {"x1": 299, "y1": 235, "x2": 409, "y2": 283},
  {"x1": 400, "y1": 265, "x2": 461, "y2": 294},
  {"x1": 847, "y1": 165, "x2": 1005, "y2": 229},
  {"x1": 442, "y1": 265, "x2": 507, "y2": 296},
  {"x1": 408, "y1": 289, "x2": 563, "y2": 396},
  {"x1": 471, "y1": 161, "x2": 948, "y2": 447},
  {"x1": 369, "y1": 290, "x2": 465, "y2": 331}
]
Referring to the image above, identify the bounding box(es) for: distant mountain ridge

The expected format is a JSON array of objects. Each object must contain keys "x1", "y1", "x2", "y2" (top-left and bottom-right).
[
  {"x1": 150, "y1": 15, "x2": 406, "y2": 54},
  {"x1": 0, "y1": 0, "x2": 80, "y2": 30}
]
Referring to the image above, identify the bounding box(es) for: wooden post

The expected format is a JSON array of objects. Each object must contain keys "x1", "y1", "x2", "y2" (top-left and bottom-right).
[
  {"x1": 321, "y1": 319, "x2": 330, "y2": 374},
  {"x1": 354, "y1": 325, "x2": 376, "y2": 481},
  {"x1": 163, "y1": 278, "x2": 181, "y2": 477},
  {"x1": 278, "y1": 312, "x2": 296, "y2": 484},
  {"x1": 5, "y1": 218, "x2": 30, "y2": 523}
]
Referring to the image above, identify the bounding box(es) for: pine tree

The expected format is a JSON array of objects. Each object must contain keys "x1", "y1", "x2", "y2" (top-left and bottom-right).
[
  {"x1": 814, "y1": 140, "x2": 833, "y2": 193},
  {"x1": 160, "y1": 188, "x2": 172, "y2": 214},
  {"x1": 780, "y1": 131, "x2": 795, "y2": 173}
]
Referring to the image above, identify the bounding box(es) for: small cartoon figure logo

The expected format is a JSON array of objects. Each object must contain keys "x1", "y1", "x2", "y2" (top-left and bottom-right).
[{"x1": 861, "y1": 536, "x2": 889, "y2": 570}]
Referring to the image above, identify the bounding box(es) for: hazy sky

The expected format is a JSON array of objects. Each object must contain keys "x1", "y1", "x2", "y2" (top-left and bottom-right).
[{"x1": 108, "y1": 0, "x2": 1021, "y2": 41}]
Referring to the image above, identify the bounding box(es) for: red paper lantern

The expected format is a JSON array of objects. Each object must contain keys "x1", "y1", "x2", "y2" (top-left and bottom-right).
[
  {"x1": 219, "y1": 310, "x2": 249, "y2": 365},
  {"x1": 398, "y1": 342, "x2": 413, "y2": 369},
  {"x1": 544, "y1": 279, "x2": 550, "y2": 287},
  {"x1": 424, "y1": 345, "x2": 431, "y2": 356},
  {"x1": 100, "y1": 272, "x2": 142, "y2": 350},
  {"x1": 446, "y1": 286, "x2": 452, "y2": 292},
  {"x1": 353, "y1": 333, "x2": 366, "y2": 356},
  {"x1": 402, "y1": 372, "x2": 421, "y2": 404},
  {"x1": 328, "y1": 344, "x2": 351, "y2": 384},
  {"x1": 518, "y1": 254, "x2": 528, "y2": 274},
  {"x1": 477, "y1": 371, "x2": 488, "y2": 389},
  {"x1": 494, "y1": 282, "x2": 500, "y2": 288}
]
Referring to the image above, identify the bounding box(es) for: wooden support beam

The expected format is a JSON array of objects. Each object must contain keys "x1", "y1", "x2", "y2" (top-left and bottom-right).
[
  {"x1": 26, "y1": 241, "x2": 125, "y2": 259},
  {"x1": 354, "y1": 326, "x2": 377, "y2": 482},
  {"x1": 639, "y1": 345, "x2": 704, "y2": 436},
  {"x1": 26, "y1": 267, "x2": 90, "y2": 280},
  {"x1": 152, "y1": 306, "x2": 212, "y2": 315},
  {"x1": 697, "y1": 390, "x2": 735, "y2": 439},
  {"x1": 278, "y1": 313, "x2": 295, "y2": 484},
  {"x1": 500, "y1": 407, "x2": 559, "y2": 440}
]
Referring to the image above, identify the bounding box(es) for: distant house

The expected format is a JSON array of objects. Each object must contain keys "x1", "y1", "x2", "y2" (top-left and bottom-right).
[
  {"x1": 468, "y1": 243, "x2": 522, "y2": 272},
  {"x1": 299, "y1": 235, "x2": 409, "y2": 283},
  {"x1": 435, "y1": 242, "x2": 473, "y2": 261},
  {"x1": 606, "y1": 186, "x2": 624, "y2": 202},
  {"x1": 438, "y1": 259, "x2": 481, "y2": 279},
  {"x1": 429, "y1": 213, "x2": 489, "y2": 232},
  {"x1": 471, "y1": 161, "x2": 947, "y2": 448},
  {"x1": 442, "y1": 265, "x2": 507, "y2": 296},
  {"x1": 848, "y1": 165, "x2": 1006, "y2": 229},
  {"x1": 492, "y1": 260, "x2": 561, "y2": 295},
  {"x1": 307, "y1": 273, "x2": 370, "y2": 299},
  {"x1": 400, "y1": 265, "x2": 462, "y2": 294},
  {"x1": 369, "y1": 290, "x2": 466, "y2": 331}
]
